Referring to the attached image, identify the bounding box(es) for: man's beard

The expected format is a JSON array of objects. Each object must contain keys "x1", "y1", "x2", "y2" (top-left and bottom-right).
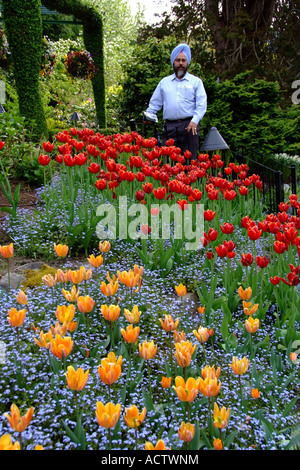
[{"x1": 174, "y1": 65, "x2": 187, "y2": 78}]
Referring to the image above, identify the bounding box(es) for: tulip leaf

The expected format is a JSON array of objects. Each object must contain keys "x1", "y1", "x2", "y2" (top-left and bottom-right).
[
  {"x1": 189, "y1": 422, "x2": 201, "y2": 450},
  {"x1": 142, "y1": 389, "x2": 154, "y2": 411}
]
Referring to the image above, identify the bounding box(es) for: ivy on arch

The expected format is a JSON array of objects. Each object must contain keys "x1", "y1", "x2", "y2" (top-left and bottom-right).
[{"x1": 2, "y1": 0, "x2": 106, "y2": 140}]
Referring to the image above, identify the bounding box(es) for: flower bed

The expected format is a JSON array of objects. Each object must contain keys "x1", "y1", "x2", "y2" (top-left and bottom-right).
[{"x1": 0, "y1": 129, "x2": 299, "y2": 451}]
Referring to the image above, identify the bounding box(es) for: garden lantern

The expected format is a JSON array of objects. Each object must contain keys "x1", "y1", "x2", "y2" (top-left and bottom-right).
[{"x1": 200, "y1": 126, "x2": 229, "y2": 152}]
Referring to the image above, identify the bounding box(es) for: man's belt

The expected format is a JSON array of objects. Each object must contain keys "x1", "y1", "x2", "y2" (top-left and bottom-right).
[{"x1": 165, "y1": 117, "x2": 193, "y2": 123}]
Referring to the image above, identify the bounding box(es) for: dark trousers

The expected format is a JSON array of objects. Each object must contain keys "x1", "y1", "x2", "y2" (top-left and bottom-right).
[{"x1": 162, "y1": 117, "x2": 199, "y2": 159}]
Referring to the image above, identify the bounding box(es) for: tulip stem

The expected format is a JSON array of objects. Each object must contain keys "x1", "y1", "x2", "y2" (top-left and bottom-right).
[
  {"x1": 7, "y1": 258, "x2": 11, "y2": 291},
  {"x1": 108, "y1": 428, "x2": 111, "y2": 450},
  {"x1": 147, "y1": 361, "x2": 152, "y2": 401}
]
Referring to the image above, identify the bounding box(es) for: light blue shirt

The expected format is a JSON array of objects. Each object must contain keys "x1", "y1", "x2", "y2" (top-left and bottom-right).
[{"x1": 146, "y1": 72, "x2": 207, "y2": 125}]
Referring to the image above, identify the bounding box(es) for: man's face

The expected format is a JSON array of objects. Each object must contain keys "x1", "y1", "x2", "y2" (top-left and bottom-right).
[{"x1": 173, "y1": 52, "x2": 188, "y2": 78}]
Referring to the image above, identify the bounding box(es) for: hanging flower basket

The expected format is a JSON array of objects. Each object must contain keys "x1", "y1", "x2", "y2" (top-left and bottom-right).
[
  {"x1": 0, "y1": 29, "x2": 10, "y2": 69},
  {"x1": 40, "y1": 36, "x2": 56, "y2": 77},
  {"x1": 64, "y1": 49, "x2": 96, "y2": 80}
]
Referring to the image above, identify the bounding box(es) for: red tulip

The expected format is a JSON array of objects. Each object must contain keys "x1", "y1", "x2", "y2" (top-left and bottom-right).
[
  {"x1": 241, "y1": 253, "x2": 254, "y2": 266},
  {"x1": 43, "y1": 141, "x2": 54, "y2": 152},
  {"x1": 153, "y1": 187, "x2": 166, "y2": 200},
  {"x1": 215, "y1": 244, "x2": 228, "y2": 258},
  {"x1": 38, "y1": 154, "x2": 51, "y2": 166},
  {"x1": 220, "y1": 222, "x2": 234, "y2": 234},
  {"x1": 88, "y1": 162, "x2": 100, "y2": 174},
  {"x1": 247, "y1": 225, "x2": 262, "y2": 241},
  {"x1": 204, "y1": 210, "x2": 215, "y2": 221},
  {"x1": 95, "y1": 179, "x2": 107, "y2": 191},
  {"x1": 256, "y1": 256, "x2": 270, "y2": 268}
]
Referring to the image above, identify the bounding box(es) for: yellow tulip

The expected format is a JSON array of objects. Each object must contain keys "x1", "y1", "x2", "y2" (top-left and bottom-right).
[
  {"x1": 201, "y1": 365, "x2": 221, "y2": 380},
  {"x1": 101, "y1": 280, "x2": 119, "y2": 296},
  {"x1": 96, "y1": 402, "x2": 121, "y2": 428},
  {"x1": 65, "y1": 365, "x2": 89, "y2": 391},
  {"x1": 42, "y1": 274, "x2": 57, "y2": 288},
  {"x1": 193, "y1": 326, "x2": 210, "y2": 343},
  {"x1": 34, "y1": 330, "x2": 53, "y2": 349},
  {"x1": 198, "y1": 376, "x2": 221, "y2": 397},
  {"x1": 139, "y1": 339, "x2": 157, "y2": 360},
  {"x1": 175, "y1": 283, "x2": 187, "y2": 296},
  {"x1": 99, "y1": 240, "x2": 111, "y2": 253},
  {"x1": 174, "y1": 340, "x2": 196, "y2": 368},
  {"x1": 55, "y1": 304, "x2": 76, "y2": 324},
  {"x1": 213, "y1": 402, "x2": 230, "y2": 429},
  {"x1": 98, "y1": 352, "x2": 122, "y2": 385},
  {"x1": 229, "y1": 356, "x2": 250, "y2": 375},
  {"x1": 245, "y1": 316, "x2": 260, "y2": 333},
  {"x1": 0, "y1": 434, "x2": 20, "y2": 450},
  {"x1": 173, "y1": 376, "x2": 199, "y2": 402},
  {"x1": 124, "y1": 305, "x2": 141, "y2": 324},
  {"x1": 7, "y1": 307, "x2": 26, "y2": 328},
  {"x1": 123, "y1": 405, "x2": 146, "y2": 428},
  {"x1": 178, "y1": 422, "x2": 195, "y2": 442},
  {"x1": 173, "y1": 330, "x2": 186, "y2": 343},
  {"x1": 62, "y1": 285, "x2": 80, "y2": 302},
  {"x1": 243, "y1": 301, "x2": 259, "y2": 316},
  {"x1": 14, "y1": 290, "x2": 28, "y2": 305},
  {"x1": 145, "y1": 439, "x2": 169, "y2": 450},
  {"x1": 101, "y1": 304, "x2": 121, "y2": 322}
]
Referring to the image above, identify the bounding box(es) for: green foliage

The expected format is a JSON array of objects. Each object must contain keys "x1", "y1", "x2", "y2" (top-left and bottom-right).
[{"x1": 2, "y1": 0, "x2": 48, "y2": 141}]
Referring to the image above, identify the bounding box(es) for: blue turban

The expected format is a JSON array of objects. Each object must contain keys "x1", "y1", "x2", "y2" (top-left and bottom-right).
[{"x1": 170, "y1": 43, "x2": 191, "y2": 66}]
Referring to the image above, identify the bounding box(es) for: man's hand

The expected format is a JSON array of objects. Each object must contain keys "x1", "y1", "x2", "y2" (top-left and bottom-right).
[{"x1": 186, "y1": 121, "x2": 198, "y2": 135}]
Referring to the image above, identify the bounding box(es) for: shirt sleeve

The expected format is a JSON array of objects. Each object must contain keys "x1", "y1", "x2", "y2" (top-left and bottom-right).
[
  {"x1": 146, "y1": 81, "x2": 163, "y2": 116},
  {"x1": 191, "y1": 79, "x2": 207, "y2": 125}
]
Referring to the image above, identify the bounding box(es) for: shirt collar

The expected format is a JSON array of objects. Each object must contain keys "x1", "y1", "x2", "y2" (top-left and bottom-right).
[{"x1": 172, "y1": 71, "x2": 190, "y2": 81}]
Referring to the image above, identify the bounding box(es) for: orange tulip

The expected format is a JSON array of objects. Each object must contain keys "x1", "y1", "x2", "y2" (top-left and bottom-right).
[
  {"x1": 193, "y1": 326, "x2": 210, "y2": 343},
  {"x1": 213, "y1": 438, "x2": 223, "y2": 450},
  {"x1": 96, "y1": 402, "x2": 121, "y2": 428},
  {"x1": 65, "y1": 365, "x2": 89, "y2": 391},
  {"x1": 42, "y1": 274, "x2": 57, "y2": 288},
  {"x1": 34, "y1": 330, "x2": 53, "y2": 349},
  {"x1": 161, "y1": 376, "x2": 172, "y2": 388},
  {"x1": 0, "y1": 243, "x2": 13, "y2": 258},
  {"x1": 133, "y1": 264, "x2": 144, "y2": 277},
  {"x1": 124, "y1": 305, "x2": 141, "y2": 324},
  {"x1": 175, "y1": 283, "x2": 187, "y2": 296},
  {"x1": 14, "y1": 290, "x2": 28, "y2": 305},
  {"x1": 120, "y1": 324, "x2": 140, "y2": 343},
  {"x1": 117, "y1": 270, "x2": 140, "y2": 288},
  {"x1": 173, "y1": 376, "x2": 199, "y2": 402},
  {"x1": 173, "y1": 330, "x2": 186, "y2": 343},
  {"x1": 251, "y1": 388, "x2": 261, "y2": 399},
  {"x1": 197, "y1": 306, "x2": 205, "y2": 314},
  {"x1": 7, "y1": 307, "x2": 26, "y2": 328},
  {"x1": 50, "y1": 322, "x2": 69, "y2": 336},
  {"x1": 62, "y1": 285, "x2": 80, "y2": 302},
  {"x1": 0, "y1": 434, "x2": 20, "y2": 450},
  {"x1": 139, "y1": 339, "x2": 157, "y2": 360},
  {"x1": 56, "y1": 269, "x2": 69, "y2": 283},
  {"x1": 159, "y1": 314, "x2": 179, "y2": 332},
  {"x1": 77, "y1": 295, "x2": 95, "y2": 313},
  {"x1": 145, "y1": 439, "x2": 169, "y2": 450},
  {"x1": 50, "y1": 334, "x2": 73, "y2": 359},
  {"x1": 98, "y1": 352, "x2": 122, "y2": 385},
  {"x1": 101, "y1": 304, "x2": 120, "y2": 322},
  {"x1": 245, "y1": 316, "x2": 260, "y2": 333},
  {"x1": 237, "y1": 286, "x2": 252, "y2": 301},
  {"x1": 55, "y1": 304, "x2": 76, "y2": 324},
  {"x1": 198, "y1": 376, "x2": 221, "y2": 397},
  {"x1": 100, "y1": 279, "x2": 119, "y2": 296},
  {"x1": 201, "y1": 365, "x2": 221, "y2": 380},
  {"x1": 243, "y1": 301, "x2": 259, "y2": 316},
  {"x1": 67, "y1": 267, "x2": 87, "y2": 284},
  {"x1": 290, "y1": 352, "x2": 297, "y2": 362},
  {"x1": 87, "y1": 254, "x2": 103, "y2": 268},
  {"x1": 99, "y1": 240, "x2": 111, "y2": 253},
  {"x1": 174, "y1": 340, "x2": 196, "y2": 368},
  {"x1": 213, "y1": 402, "x2": 230, "y2": 429},
  {"x1": 53, "y1": 243, "x2": 69, "y2": 258},
  {"x1": 5, "y1": 404, "x2": 34, "y2": 433},
  {"x1": 123, "y1": 405, "x2": 146, "y2": 428},
  {"x1": 178, "y1": 422, "x2": 195, "y2": 442},
  {"x1": 229, "y1": 356, "x2": 250, "y2": 375}
]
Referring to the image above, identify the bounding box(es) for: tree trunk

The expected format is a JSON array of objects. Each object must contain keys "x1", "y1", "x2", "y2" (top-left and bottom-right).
[{"x1": 204, "y1": 0, "x2": 276, "y2": 76}]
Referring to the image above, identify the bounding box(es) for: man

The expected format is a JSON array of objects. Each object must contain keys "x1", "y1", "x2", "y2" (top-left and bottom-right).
[{"x1": 144, "y1": 43, "x2": 207, "y2": 159}]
